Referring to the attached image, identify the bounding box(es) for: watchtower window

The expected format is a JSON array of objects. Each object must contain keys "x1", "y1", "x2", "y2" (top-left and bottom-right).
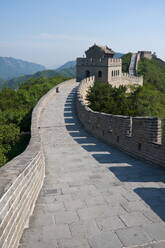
[
  {"x1": 86, "y1": 70, "x2": 90, "y2": 77},
  {"x1": 112, "y1": 71, "x2": 113, "y2": 77},
  {"x1": 98, "y1": 71, "x2": 102, "y2": 78}
]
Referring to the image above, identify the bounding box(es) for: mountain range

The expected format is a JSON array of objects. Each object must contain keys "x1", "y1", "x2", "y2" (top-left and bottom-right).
[
  {"x1": 0, "y1": 53, "x2": 123, "y2": 89},
  {"x1": 1, "y1": 60, "x2": 76, "y2": 89},
  {"x1": 0, "y1": 57, "x2": 45, "y2": 80}
]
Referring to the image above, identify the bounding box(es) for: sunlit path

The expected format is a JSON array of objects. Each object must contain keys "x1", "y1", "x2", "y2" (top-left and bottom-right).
[{"x1": 20, "y1": 79, "x2": 165, "y2": 248}]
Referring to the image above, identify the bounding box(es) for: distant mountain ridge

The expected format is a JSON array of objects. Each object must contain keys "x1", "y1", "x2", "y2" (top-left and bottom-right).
[
  {"x1": 55, "y1": 61, "x2": 76, "y2": 71},
  {"x1": 1, "y1": 60, "x2": 76, "y2": 89},
  {"x1": 55, "y1": 61, "x2": 76, "y2": 77},
  {"x1": 114, "y1": 53, "x2": 124, "y2": 58},
  {"x1": 0, "y1": 57, "x2": 45, "y2": 80}
]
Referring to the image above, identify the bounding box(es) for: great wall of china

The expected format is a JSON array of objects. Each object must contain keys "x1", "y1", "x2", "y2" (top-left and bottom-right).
[
  {"x1": 0, "y1": 46, "x2": 165, "y2": 248},
  {"x1": 77, "y1": 76, "x2": 165, "y2": 167}
]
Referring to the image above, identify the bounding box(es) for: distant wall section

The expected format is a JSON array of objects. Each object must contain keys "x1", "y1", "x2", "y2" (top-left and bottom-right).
[{"x1": 76, "y1": 57, "x2": 143, "y2": 88}]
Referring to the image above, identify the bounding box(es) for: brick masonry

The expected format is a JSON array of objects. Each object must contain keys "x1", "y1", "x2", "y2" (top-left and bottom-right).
[
  {"x1": 0, "y1": 80, "x2": 70, "y2": 248},
  {"x1": 76, "y1": 77, "x2": 165, "y2": 167},
  {"x1": 76, "y1": 44, "x2": 143, "y2": 87}
]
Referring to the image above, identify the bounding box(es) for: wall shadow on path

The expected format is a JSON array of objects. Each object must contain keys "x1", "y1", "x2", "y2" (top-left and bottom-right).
[
  {"x1": 64, "y1": 87, "x2": 165, "y2": 221},
  {"x1": 134, "y1": 188, "x2": 165, "y2": 221}
]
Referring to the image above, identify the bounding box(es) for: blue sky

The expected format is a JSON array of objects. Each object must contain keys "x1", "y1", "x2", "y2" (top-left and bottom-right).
[{"x1": 0, "y1": 0, "x2": 165, "y2": 67}]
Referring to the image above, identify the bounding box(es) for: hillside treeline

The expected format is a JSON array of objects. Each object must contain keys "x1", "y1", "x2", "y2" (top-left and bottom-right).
[
  {"x1": 87, "y1": 56, "x2": 165, "y2": 119},
  {"x1": 0, "y1": 76, "x2": 67, "y2": 167}
]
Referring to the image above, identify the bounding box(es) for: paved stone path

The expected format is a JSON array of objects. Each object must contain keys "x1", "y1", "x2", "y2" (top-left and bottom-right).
[
  {"x1": 129, "y1": 53, "x2": 137, "y2": 75},
  {"x1": 20, "y1": 79, "x2": 165, "y2": 248}
]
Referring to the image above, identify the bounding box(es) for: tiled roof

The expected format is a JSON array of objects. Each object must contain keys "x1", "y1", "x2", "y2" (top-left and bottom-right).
[{"x1": 99, "y1": 45, "x2": 115, "y2": 54}]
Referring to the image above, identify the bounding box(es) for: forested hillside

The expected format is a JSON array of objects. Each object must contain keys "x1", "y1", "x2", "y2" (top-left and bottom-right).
[
  {"x1": 1, "y1": 70, "x2": 64, "y2": 89},
  {"x1": 87, "y1": 56, "x2": 165, "y2": 119},
  {"x1": 138, "y1": 57, "x2": 165, "y2": 92},
  {"x1": 122, "y1": 53, "x2": 132, "y2": 72},
  {"x1": 0, "y1": 75, "x2": 67, "y2": 167}
]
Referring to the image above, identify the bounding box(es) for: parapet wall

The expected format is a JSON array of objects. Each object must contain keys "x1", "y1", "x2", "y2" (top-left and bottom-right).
[
  {"x1": 0, "y1": 80, "x2": 69, "y2": 248},
  {"x1": 77, "y1": 57, "x2": 122, "y2": 67},
  {"x1": 77, "y1": 77, "x2": 165, "y2": 167},
  {"x1": 111, "y1": 73, "x2": 143, "y2": 87}
]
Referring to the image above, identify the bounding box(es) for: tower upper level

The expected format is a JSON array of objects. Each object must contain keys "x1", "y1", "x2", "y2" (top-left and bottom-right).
[
  {"x1": 77, "y1": 44, "x2": 121, "y2": 67},
  {"x1": 76, "y1": 44, "x2": 122, "y2": 82},
  {"x1": 85, "y1": 44, "x2": 115, "y2": 58}
]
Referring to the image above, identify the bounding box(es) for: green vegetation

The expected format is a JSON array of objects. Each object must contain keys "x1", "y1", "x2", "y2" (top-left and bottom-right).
[
  {"x1": 0, "y1": 75, "x2": 67, "y2": 167},
  {"x1": 138, "y1": 57, "x2": 165, "y2": 92},
  {"x1": 87, "y1": 56, "x2": 165, "y2": 119},
  {"x1": 122, "y1": 53, "x2": 132, "y2": 73}
]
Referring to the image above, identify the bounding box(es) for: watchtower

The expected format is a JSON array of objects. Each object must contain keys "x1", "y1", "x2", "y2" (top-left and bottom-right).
[{"x1": 76, "y1": 44, "x2": 122, "y2": 83}]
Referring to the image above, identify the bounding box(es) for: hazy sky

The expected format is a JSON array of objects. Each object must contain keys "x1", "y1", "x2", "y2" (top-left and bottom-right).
[{"x1": 0, "y1": 0, "x2": 165, "y2": 68}]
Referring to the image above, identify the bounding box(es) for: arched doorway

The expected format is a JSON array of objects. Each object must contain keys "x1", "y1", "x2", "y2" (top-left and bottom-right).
[
  {"x1": 85, "y1": 70, "x2": 90, "y2": 77},
  {"x1": 98, "y1": 71, "x2": 102, "y2": 78}
]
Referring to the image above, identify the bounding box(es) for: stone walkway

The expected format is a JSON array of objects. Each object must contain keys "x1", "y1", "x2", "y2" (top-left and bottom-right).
[{"x1": 20, "y1": 79, "x2": 165, "y2": 248}]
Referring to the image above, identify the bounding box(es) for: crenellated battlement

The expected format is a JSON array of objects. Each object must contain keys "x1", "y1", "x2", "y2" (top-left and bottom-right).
[
  {"x1": 109, "y1": 73, "x2": 143, "y2": 88},
  {"x1": 77, "y1": 77, "x2": 165, "y2": 167},
  {"x1": 77, "y1": 57, "x2": 122, "y2": 67},
  {"x1": 121, "y1": 72, "x2": 143, "y2": 84}
]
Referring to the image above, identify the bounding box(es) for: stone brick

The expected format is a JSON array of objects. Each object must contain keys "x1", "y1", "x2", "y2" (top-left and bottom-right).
[
  {"x1": 143, "y1": 223, "x2": 165, "y2": 241},
  {"x1": 119, "y1": 212, "x2": 152, "y2": 227},
  {"x1": 116, "y1": 226, "x2": 152, "y2": 247},
  {"x1": 96, "y1": 215, "x2": 125, "y2": 231},
  {"x1": 88, "y1": 231, "x2": 122, "y2": 248},
  {"x1": 54, "y1": 210, "x2": 79, "y2": 224}
]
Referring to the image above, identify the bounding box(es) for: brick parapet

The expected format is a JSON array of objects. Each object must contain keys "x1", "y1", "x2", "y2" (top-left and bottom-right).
[
  {"x1": 0, "y1": 79, "x2": 71, "y2": 248},
  {"x1": 77, "y1": 57, "x2": 122, "y2": 67},
  {"x1": 77, "y1": 77, "x2": 165, "y2": 167}
]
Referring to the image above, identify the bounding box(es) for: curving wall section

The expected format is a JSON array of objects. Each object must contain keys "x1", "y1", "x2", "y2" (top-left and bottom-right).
[
  {"x1": 76, "y1": 77, "x2": 165, "y2": 167},
  {"x1": 0, "y1": 80, "x2": 69, "y2": 248}
]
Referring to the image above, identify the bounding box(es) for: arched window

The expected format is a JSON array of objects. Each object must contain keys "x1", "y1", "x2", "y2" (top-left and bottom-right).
[
  {"x1": 112, "y1": 71, "x2": 113, "y2": 77},
  {"x1": 98, "y1": 71, "x2": 102, "y2": 78},
  {"x1": 85, "y1": 70, "x2": 90, "y2": 77}
]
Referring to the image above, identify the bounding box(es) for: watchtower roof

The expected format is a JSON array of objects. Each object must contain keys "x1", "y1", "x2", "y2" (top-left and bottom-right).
[
  {"x1": 85, "y1": 44, "x2": 115, "y2": 58},
  {"x1": 98, "y1": 45, "x2": 115, "y2": 54}
]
